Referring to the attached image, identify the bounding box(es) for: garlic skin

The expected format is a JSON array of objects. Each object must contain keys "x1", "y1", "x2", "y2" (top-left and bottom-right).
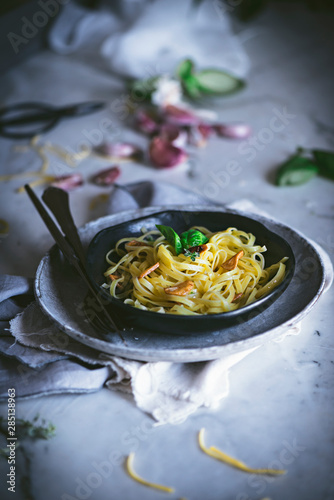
[
  {"x1": 149, "y1": 136, "x2": 188, "y2": 169},
  {"x1": 163, "y1": 104, "x2": 200, "y2": 126},
  {"x1": 215, "y1": 123, "x2": 252, "y2": 139},
  {"x1": 136, "y1": 110, "x2": 160, "y2": 135},
  {"x1": 159, "y1": 124, "x2": 188, "y2": 148},
  {"x1": 151, "y1": 76, "x2": 183, "y2": 108},
  {"x1": 50, "y1": 173, "x2": 83, "y2": 191},
  {"x1": 94, "y1": 142, "x2": 142, "y2": 159},
  {"x1": 91, "y1": 166, "x2": 121, "y2": 186},
  {"x1": 188, "y1": 123, "x2": 215, "y2": 147}
]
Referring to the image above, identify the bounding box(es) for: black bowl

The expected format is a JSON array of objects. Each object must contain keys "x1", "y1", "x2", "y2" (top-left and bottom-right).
[{"x1": 86, "y1": 210, "x2": 295, "y2": 335}]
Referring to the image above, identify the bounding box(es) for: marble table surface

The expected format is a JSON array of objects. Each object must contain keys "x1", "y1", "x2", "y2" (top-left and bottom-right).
[{"x1": 0, "y1": 4, "x2": 334, "y2": 500}]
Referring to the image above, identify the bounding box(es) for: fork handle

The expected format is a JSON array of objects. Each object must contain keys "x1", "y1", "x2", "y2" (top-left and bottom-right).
[{"x1": 42, "y1": 186, "x2": 86, "y2": 266}]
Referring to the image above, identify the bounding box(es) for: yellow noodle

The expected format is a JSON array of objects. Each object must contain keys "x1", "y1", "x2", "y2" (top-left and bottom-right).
[
  {"x1": 126, "y1": 452, "x2": 174, "y2": 493},
  {"x1": 0, "y1": 219, "x2": 9, "y2": 235},
  {"x1": 102, "y1": 226, "x2": 287, "y2": 315},
  {"x1": 198, "y1": 429, "x2": 286, "y2": 476}
]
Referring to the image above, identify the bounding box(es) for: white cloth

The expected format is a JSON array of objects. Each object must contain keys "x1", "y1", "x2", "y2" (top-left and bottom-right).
[{"x1": 49, "y1": 0, "x2": 250, "y2": 78}]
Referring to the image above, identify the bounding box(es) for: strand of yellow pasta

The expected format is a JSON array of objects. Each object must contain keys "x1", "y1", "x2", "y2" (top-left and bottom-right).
[
  {"x1": 0, "y1": 219, "x2": 9, "y2": 235},
  {"x1": 255, "y1": 262, "x2": 286, "y2": 299},
  {"x1": 0, "y1": 170, "x2": 42, "y2": 182},
  {"x1": 126, "y1": 452, "x2": 175, "y2": 493},
  {"x1": 198, "y1": 429, "x2": 286, "y2": 476},
  {"x1": 16, "y1": 176, "x2": 56, "y2": 193}
]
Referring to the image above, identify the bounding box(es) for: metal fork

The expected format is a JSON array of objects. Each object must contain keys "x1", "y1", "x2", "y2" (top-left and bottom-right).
[{"x1": 25, "y1": 184, "x2": 126, "y2": 344}]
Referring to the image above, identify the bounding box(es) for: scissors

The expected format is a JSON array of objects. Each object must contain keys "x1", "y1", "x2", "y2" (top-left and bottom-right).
[{"x1": 0, "y1": 101, "x2": 105, "y2": 139}]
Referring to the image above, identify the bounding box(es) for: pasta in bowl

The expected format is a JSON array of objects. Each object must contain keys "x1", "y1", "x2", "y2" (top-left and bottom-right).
[{"x1": 86, "y1": 210, "x2": 295, "y2": 334}]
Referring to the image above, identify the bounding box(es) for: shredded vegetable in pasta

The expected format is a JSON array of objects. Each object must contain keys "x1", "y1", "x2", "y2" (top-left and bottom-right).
[{"x1": 102, "y1": 225, "x2": 288, "y2": 315}]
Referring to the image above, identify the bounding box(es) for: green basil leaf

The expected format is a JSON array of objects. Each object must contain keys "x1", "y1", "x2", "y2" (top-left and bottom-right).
[
  {"x1": 182, "y1": 76, "x2": 203, "y2": 99},
  {"x1": 177, "y1": 59, "x2": 195, "y2": 81},
  {"x1": 276, "y1": 155, "x2": 318, "y2": 186},
  {"x1": 180, "y1": 229, "x2": 209, "y2": 249},
  {"x1": 176, "y1": 60, "x2": 203, "y2": 99},
  {"x1": 156, "y1": 225, "x2": 183, "y2": 254},
  {"x1": 312, "y1": 150, "x2": 334, "y2": 180},
  {"x1": 193, "y1": 70, "x2": 245, "y2": 96},
  {"x1": 128, "y1": 76, "x2": 159, "y2": 101}
]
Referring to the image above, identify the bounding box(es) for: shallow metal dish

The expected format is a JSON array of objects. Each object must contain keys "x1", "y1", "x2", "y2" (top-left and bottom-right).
[{"x1": 34, "y1": 205, "x2": 328, "y2": 362}]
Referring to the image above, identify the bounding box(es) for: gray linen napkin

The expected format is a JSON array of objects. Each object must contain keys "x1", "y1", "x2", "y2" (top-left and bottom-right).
[{"x1": 0, "y1": 275, "x2": 34, "y2": 322}]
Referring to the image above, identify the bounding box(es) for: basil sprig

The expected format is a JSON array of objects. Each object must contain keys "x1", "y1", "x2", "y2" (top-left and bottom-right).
[
  {"x1": 180, "y1": 228, "x2": 209, "y2": 249},
  {"x1": 276, "y1": 155, "x2": 318, "y2": 186},
  {"x1": 276, "y1": 147, "x2": 334, "y2": 186},
  {"x1": 177, "y1": 58, "x2": 245, "y2": 100},
  {"x1": 127, "y1": 76, "x2": 159, "y2": 102},
  {"x1": 156, "y1": 225, "x2": 208, "y2": 257},
  {"x1": 128, "y1": 58, "x2": 245, "y2": 104},
  {"x1": 312, "y1": 150, "x2": 334, "y2": 180},
  {"x1": 156, "y1": 225, "x2": 183, "y2": 255}
]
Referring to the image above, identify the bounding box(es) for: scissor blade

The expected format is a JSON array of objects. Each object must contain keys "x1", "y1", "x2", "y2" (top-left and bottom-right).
[
  {"x1": 0, "y1": 110, "x2": 56, "y2": 127},
  {"x1": 64, "y1": 101, "x2": 106, "y2": 117}
]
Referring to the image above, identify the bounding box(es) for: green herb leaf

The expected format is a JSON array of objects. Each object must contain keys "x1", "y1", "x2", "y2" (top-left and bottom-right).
[
  {"x1": 184, "y1": 249, "x2": 200, "y2": 261},
  {"x1": 177, "y1": 59, "x2": 203, "y2": 99},
  {"x1": 193, "y1": 69, "x2": 245, "y2": 96},
  {"x1": 180, "y1": 229, "x2": 209, "y2": 249},
  {"x1": 128, "y1": 76, "x2": 159, "y2": 101},
  {"x1": 182, "y1": 75, "x2": 203, "y2": 99},
  {"x1": 156, "y1": 224, "x2": 183, "y2": 254},
  {"x1": 0, "y1": 415, "x2": 56, "y2": 447},
  {"x1": 276, "y1": 155, "x2": 318, "y2": 186},
  {"x1": 177, "y1": 58, "x2": 195, "y2": 81},
  {"x1": 312, "y1": 149, "x2": 334, "y2": 180}
]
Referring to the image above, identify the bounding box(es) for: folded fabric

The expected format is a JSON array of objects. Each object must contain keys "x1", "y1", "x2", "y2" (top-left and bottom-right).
[
  {"x1": 5, "y1": 300, "x2": 260, "y2": 424},
  {"x1": 0, "y1": 181, "x2": 331, "y2": 425},
  {"x1": 0, "y1": 274, "x2": 34, "y2": 322},
  {"x1": 49, "y1": 0, "x2": 250, "y2": 78}
]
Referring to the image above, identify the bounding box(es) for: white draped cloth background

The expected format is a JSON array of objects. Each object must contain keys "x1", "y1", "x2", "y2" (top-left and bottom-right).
[{"x1": 49, "y1": 0, "x2": 250, "y2": 78}]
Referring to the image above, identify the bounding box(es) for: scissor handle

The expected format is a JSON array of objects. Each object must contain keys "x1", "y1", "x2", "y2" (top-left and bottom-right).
[
  {"x1": 0, "y1": 101, "x2": 105, "y2": 139},
  {"x1": 0, "y1": 102, "x2": 61, "y2": 139}
]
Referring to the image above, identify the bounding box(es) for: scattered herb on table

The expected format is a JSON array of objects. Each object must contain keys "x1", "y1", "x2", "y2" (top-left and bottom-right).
[
  {"x1": 312, "y1": 149, "x2": 334, "y2": 180},
  {"x1": 275, "y1": 147, "x2": 334, "y2": 186},
  {"x1": 130, "y1": 58, "x2": 245, "y2": 103},
  {"x1": 0, "y1": 414, "x2": 56, "y2": 446},
  {"x1": 0, "y1": 218, "x2": 9, "y2": 237},
  {"x1": 0, "y1": 414, "x2": 56, "y2": 499},
  {"x1": 128, "y1": 59, "x2": 250, "y2": 169},
  {"x1": 176, "y1": 58, "x2": 245, "y2": 100}
]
